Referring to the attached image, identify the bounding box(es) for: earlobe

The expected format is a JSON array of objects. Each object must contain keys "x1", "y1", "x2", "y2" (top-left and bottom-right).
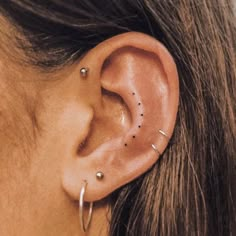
[{"x1": 61, "y1": 32, "x2": 179, "y2": 202}]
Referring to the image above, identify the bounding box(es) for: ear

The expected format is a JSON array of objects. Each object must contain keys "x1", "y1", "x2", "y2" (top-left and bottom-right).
[{"x1": 62, "y1": 32, "x2": 179, "y2": 202}]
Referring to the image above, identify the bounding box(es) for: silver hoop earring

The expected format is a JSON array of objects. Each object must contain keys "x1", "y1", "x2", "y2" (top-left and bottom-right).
[
  {"x1": 158, "y1": 129, "x2": 170, "y2": 140},
  {"x1": 151, "y1": 129, "x2": 170, "y2": 155},
  {"x1": 79, "y1": 180, "x2": 93, "y2": 233},
  {"x1": 151, "y1": 143, "x2": 161, "y2": 155}
]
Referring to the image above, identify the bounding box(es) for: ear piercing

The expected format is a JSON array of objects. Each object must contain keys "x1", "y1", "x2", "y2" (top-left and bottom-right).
[
  {"x1": 80, "y1": 67, "x2": 89, "y2": 78},
  {"x1": 96, "y1": 171, "x2": 104, "y2": 180},
  {"x1": 152, "y1": 130, "x2": 170, "y2": 155},
  {"x1": 79, "y1": 172, "x2": 104, "y2": 232},
  {"x1": 79, "y1": 180, "x2": 93, "y2": 233},
  {"x1": 151, "y1": 144, "x2": 161, "y2": 155},
  {"x1": 158, "y1": 129, "x2": 170, "y2": 140}
]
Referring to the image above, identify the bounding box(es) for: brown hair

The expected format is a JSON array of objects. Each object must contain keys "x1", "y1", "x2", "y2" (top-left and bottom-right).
[{"x1": 0, "y1": 0, "x2": 235, "y2": 235}]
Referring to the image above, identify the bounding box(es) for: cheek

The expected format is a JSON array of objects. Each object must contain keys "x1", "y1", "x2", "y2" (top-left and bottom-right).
[
  {"x1": 0, "y1": 54, "x2": 44, "y2": 180},
  {"x1": 0, "y1": 85, "x2": 39, "y2": 173}
]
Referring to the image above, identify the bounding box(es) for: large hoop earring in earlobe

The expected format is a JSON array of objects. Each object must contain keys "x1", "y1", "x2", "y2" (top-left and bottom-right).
[{"x1": 79, "y1": 180, "x2": 93, "y2": 233}]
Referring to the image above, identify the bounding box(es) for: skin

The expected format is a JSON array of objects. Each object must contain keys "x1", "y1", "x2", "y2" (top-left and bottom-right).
[
  {"x1": 0, "y1": 18, "x2": 109, "y2": 235},
  {"x1": 0, "y1": 35, "x2": 110, "y2": 236},
  {"x1": 0, "y1": 18, "x2": 180, "y2": 235}
]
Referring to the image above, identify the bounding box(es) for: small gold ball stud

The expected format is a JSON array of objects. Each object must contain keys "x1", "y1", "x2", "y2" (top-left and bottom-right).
[
  {"x1": 80, "y1": 67, "x2": 89, "y2": 78},
  {"x1": 96, "y1": 171, "x2": 104, "y2": 180}
]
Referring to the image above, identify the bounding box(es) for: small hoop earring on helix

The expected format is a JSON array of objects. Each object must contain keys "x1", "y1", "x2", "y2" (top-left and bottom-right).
[
  {"x1": 79, "y1": 180, "x2": 93, "y2": 233},
  {"x1": 151, "y1": 129, "x2": 170, "y2": 155},
  {"x1": 158, "y1": 129, "x2": 170, "y2": 140},
  {"x1": 151, "y1": 144, "x2": 161, "y2": 155}
]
